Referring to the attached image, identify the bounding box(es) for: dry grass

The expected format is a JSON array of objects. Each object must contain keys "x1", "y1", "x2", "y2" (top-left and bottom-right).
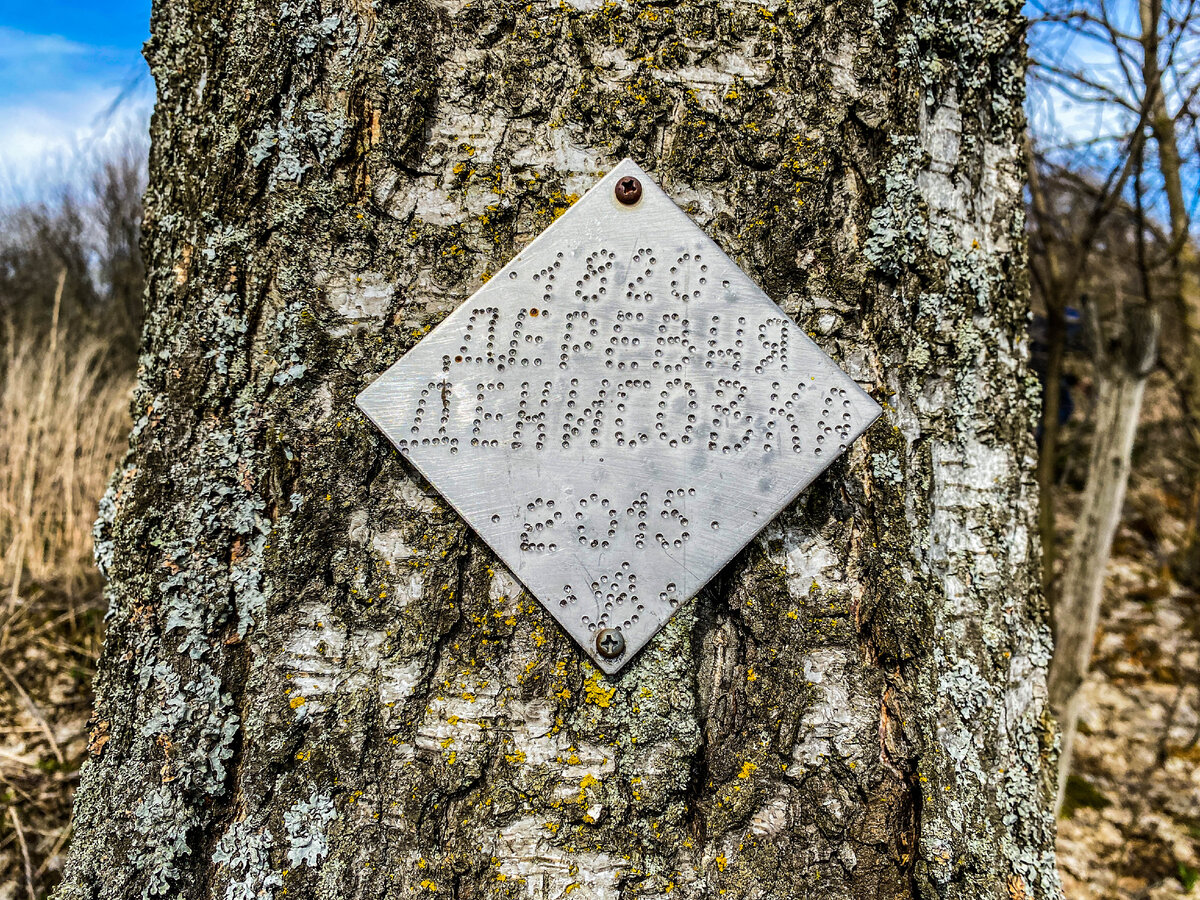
[
  {"x1": 0, "y1": 275, "x2": 133, "y2": 596},
  {"x1": 0, "y1": 275, "x2": 133, "y2": 899}
]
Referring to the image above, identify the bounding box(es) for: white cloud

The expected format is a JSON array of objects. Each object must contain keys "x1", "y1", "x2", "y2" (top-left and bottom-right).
[
  {"x1": 0, "y1": 26, "x2": 151, "y2": 203},
  {"x1": 0, "y1": 89, "x2": 151, "y2": 203},
  {"x1": 0, "y1": 26, "x2": 92, "y2": 60}
]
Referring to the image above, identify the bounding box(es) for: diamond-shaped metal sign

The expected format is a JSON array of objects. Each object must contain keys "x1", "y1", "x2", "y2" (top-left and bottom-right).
[{"x1": 357, "y1": 159, "x2": 881, "y2": 673}]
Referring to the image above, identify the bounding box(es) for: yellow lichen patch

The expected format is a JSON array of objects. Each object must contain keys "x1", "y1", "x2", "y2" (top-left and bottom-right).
[
  {"x1": 716, "y1": 854, "x2": 728, "y2": 872},
  {"x1": 289, "y1": 696, "x2": 306, "y2": 709},
  {"x1": 746, "y1": 668, "x2": 757, "y2": 682},
  {"x1": 738, "y1": 761, "x2": 757, "y2": 779},
  {"x1": 583, "y1": 675, "x2": 615, "y2": 707},
  {"x1": 420, "y1": 879, "x2": 438, "y2": 892},
  {"x1": 577, "y1": 772, "x2": 601, "y2": 805}
]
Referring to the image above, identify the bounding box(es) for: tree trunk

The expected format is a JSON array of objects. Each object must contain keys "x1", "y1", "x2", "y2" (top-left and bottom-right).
[
  {"x1": 1024, "y1": 144, "x2": 1069, "y2": 610},
  {"x1": 1046, "y1": 318, "x2": 1158, "y2": 809},
  {"x1": 1177, "y1": 248, "x2": 1200, "y2": 587},
  {"x1": 1036, "y1": 300, "x2": 1067, "y2": 603},
  {"x1": 1138, "y1": 0, "x2": 1200, "y2": 585},
  {"x1": 59, "y1": 0, "x2": 1059, "y2": 898}
]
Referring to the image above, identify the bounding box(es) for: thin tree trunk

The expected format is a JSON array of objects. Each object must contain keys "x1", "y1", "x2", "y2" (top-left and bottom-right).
[
  {"x1": 1178, "y1": 248, "x2": 1200, "y2": 586},
  {"x1": 59, "y1": 0, "x2": 1060, "y2": 897},
  {"x1": 1139, "y1": 0, "x2": 1200, "y2": 582},
  {"x1": 1047, "y1": 328, "x2": 1157, "y2": 808},
  {"x1": 1025, "y1": 143, "x2": 1068, "y2": 607},
  {"x1": 1037, "y1": 301, "x2": 1067, "y2": 603}
]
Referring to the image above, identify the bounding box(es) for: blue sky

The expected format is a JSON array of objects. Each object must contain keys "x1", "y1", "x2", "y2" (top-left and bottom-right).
[{"x1": 0, "y1": 0, "x2": 151, "y2": 195}]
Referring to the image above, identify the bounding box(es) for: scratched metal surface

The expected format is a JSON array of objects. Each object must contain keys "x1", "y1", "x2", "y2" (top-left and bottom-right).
[{"x1": 357, "y1": 159, "x2": 881, "y2": 673}]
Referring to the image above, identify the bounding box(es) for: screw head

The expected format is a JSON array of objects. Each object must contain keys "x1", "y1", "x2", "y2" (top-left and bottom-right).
[
  {"x1": 596, "y1": 627, "x2": 626, "y2": 659},
  {"x1": 614, "y1": 176, "x2": 642, "y2": 206}
]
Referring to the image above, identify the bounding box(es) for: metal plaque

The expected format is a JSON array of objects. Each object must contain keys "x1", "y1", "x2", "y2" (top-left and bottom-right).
[{"x1": 357, "y1": 159, "x2": 881, "y2": 673}]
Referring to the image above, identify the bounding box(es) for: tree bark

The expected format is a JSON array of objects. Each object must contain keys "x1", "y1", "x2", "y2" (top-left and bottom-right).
[{"x1": 59, "y1": 0, "x2": 1059, "y2": 898}]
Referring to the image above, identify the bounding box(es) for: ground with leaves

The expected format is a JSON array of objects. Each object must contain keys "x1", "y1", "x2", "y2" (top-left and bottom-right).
[
  {"x1": 0, "y1": 582, "x2": 104, "y2": 899},
  {"x1": 1055, "y1": 369, "x2": 1200, "y2": 900}
]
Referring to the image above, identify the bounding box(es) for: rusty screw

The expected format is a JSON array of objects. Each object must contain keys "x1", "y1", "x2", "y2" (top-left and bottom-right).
[
  {"x1": 614, "y1": 176, "x2": 642, "y2": 206},
  {"x1": 596, "y1": 628, "x2": 626, "y2": 659}
]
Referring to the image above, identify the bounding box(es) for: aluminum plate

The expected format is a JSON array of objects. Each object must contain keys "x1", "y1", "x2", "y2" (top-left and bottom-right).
[{"x1": 357, "y1": 159, "x2": 881, "y2": 673}]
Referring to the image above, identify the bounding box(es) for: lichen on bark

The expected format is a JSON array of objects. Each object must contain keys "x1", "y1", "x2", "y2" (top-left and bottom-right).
[{"x1": 58, "y1": 0, "x2": 1059, "y2": 898}]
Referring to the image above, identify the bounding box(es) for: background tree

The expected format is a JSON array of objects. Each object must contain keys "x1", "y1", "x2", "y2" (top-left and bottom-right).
[{"x1": 56, "y1": 0, "x2": 1060, "y2": 897}]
